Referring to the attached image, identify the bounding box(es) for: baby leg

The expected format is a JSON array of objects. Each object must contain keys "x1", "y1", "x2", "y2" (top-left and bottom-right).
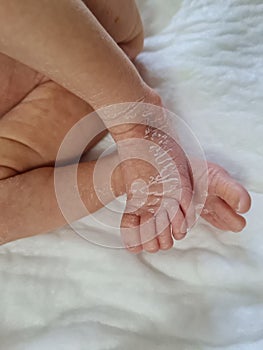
[
  {"x1": 0, "y1": 81, "x2": 123, "y2": 244},
  {"x1": 0, "y1": 153, "x2": 123, "y2": 244}
]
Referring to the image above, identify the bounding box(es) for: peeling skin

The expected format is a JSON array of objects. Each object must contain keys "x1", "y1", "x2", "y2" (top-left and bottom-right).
[{"x1": 0, "y1": 1, "x2": 252, "y2": 252}]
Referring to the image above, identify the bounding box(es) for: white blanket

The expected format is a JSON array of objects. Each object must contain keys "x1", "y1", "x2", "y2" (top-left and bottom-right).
[{"x1": 1, "y1": 1, "x2": 263, "y2": 349}]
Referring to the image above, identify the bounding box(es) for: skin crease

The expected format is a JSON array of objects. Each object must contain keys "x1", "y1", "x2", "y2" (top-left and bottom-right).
[
  {"x1": 0, "y1": 1, "x2": 251, "y2": 251},
  {"x1": 0, "y1": 0, "x2": 147, "y2": 109}
]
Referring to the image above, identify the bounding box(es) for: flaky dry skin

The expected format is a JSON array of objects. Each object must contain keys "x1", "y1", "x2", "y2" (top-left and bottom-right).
[
  {"x1": 0, "y1": 0, "x2": 251, "y2": 251},
  {"x1": 0, "y1": 65, "x2": 251, "y2": 249}
]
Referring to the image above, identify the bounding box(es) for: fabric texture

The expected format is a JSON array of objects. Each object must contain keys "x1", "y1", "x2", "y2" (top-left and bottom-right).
[{"x1": 1, "y1": 1, "x2": 263, "y2": 349}]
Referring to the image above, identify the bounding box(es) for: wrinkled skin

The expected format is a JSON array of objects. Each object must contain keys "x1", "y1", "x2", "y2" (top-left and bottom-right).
[{"x1": 0, "y1": 0, "x2": 251, "y2": 252}]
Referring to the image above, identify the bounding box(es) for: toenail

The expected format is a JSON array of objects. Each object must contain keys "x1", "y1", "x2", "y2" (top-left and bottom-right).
[
  {"x1": 127, "y1": 245, "x2": 141, "y2": 254},
  {"x1": 146, "y1": 246, "x2": 159, "y2": 253},
  {"x1": 161, "y1": 244, "x2": 173, "y2": 250},
  {"x1": 176, "y1": 232, "x2": 186, "y2": 240}
]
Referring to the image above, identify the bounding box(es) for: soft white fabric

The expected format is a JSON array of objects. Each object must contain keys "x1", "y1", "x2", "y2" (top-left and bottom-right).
[{"x1": 1, "y1": 1, "x2": 263, "y2": 349}]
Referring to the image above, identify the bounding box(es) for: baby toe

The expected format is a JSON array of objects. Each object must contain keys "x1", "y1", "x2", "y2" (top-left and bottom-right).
[
  {"x1": 143, "y1": 238, "x2": 160, "y2": 253},
  {"x1": 121, "y1": 213, "x2": 142, "y2": 252},
  {"x1": 156, "y1": 211, "x2": 173, "y2": 250},
  {"x1": 202, "y1": 195, "x2": 246, "y2": 232},
  {"x1": 208, "y1": 163, "x2": 251, "y2": 213}
]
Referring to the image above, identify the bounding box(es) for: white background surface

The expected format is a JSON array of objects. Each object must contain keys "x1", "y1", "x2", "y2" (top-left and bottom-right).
[{"x1": 1, "y1": 1, "x2": 263, "y2": 349}]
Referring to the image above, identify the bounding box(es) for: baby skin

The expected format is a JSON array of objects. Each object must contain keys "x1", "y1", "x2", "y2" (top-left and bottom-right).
[
  {"x1": 0, "y1": 0, "x2": 251, "y2": 253},
  {"x1": 0, "y1": 53, "x2": 251, "y2": 252}
]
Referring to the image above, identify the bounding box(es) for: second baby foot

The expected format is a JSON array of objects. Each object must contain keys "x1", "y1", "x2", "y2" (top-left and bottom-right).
[{"x1": 201, "y1": 162, "x2": 251, "y2": 232}]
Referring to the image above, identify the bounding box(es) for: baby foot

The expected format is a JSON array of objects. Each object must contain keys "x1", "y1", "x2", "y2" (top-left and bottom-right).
[
  {"x1": 122, "y1": 160, "x2": 251, "y2": 254},
  {"x1": 201, "y1": 162, "x2": 251, "y2": 232}
]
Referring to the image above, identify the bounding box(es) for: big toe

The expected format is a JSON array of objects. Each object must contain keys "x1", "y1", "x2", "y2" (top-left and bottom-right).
[{"x1": 208, "y1": 163, "x2": 251, "y2": 214}]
